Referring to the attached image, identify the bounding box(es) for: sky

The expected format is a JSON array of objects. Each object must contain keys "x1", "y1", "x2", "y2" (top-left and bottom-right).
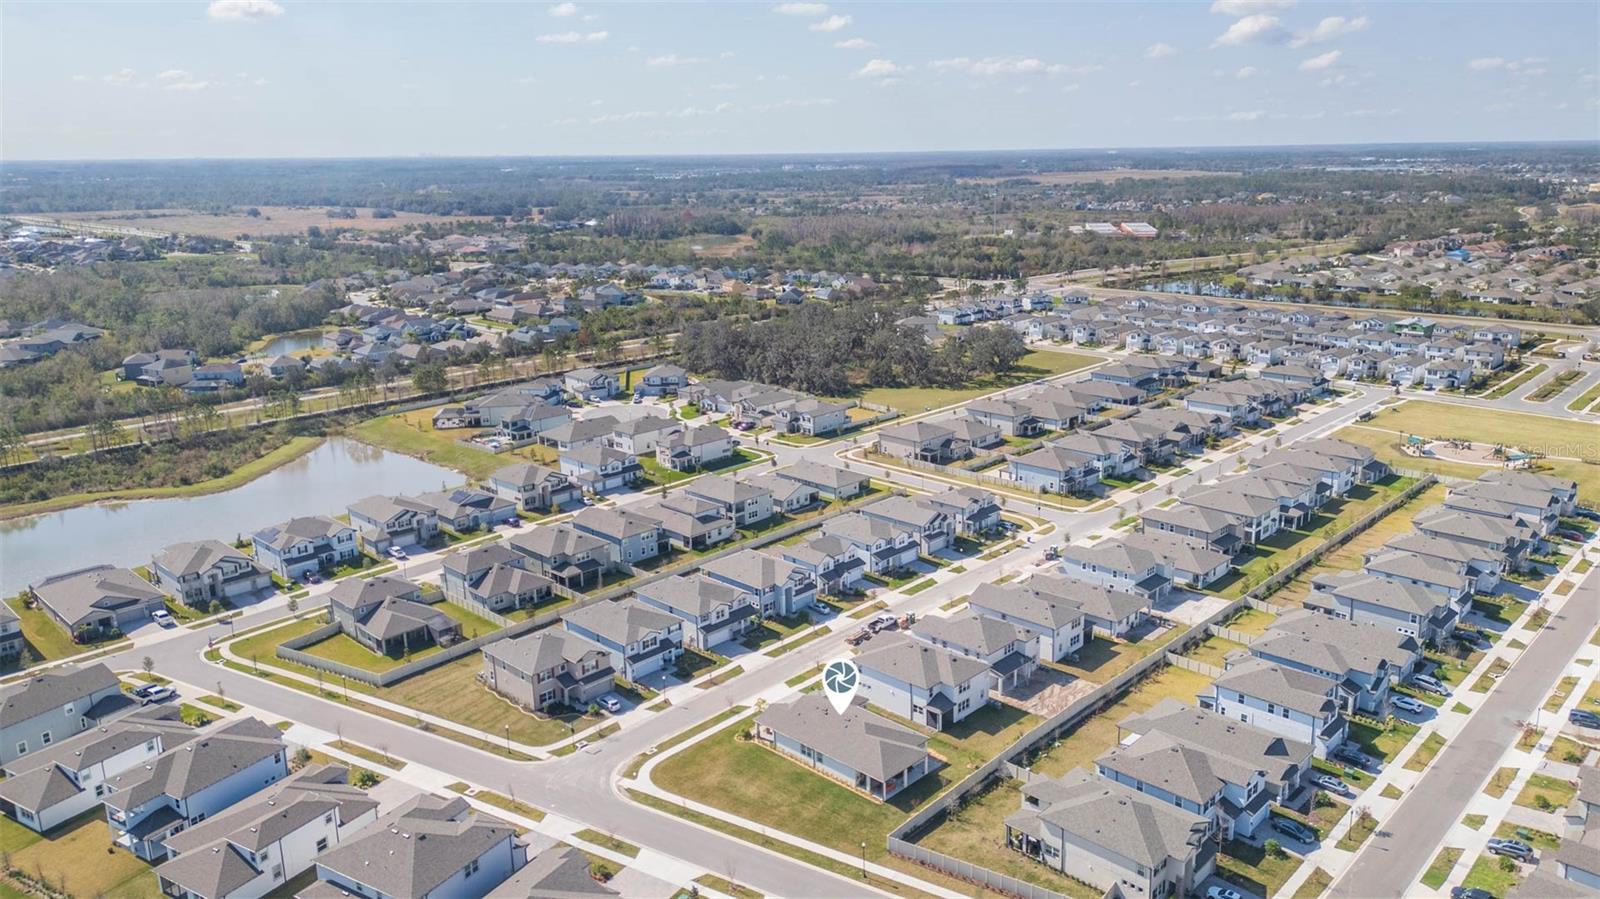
[{"x1": 3, "y1": 0, "x2": 1598, "y2": 160}]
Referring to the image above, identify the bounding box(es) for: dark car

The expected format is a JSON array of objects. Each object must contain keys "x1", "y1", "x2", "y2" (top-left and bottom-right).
[
  {"x1": 1452, "y1": 888, "x2": 1493, "y2": 899},
  {"x1": 1332, "y1": 745, "x2": 1370, "y2": 768},
  {"x1": 1487, "y1": 838, "x2": 1534, "y2": 861},
  {"x1": 1271, "y1": 816, "x2": 1318, "y2": 844},
  {"x1": 1555, "y1": 528, "x2": 1587, "y2": 542},
  {"x1": 1571, "y1": 709, "x2": 1600, "y2": 729}
]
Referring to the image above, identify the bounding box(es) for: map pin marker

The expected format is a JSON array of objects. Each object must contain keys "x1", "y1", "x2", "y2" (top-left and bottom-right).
[{"x1": 822, "y1": 658, "x2": 860, "y2": 715}]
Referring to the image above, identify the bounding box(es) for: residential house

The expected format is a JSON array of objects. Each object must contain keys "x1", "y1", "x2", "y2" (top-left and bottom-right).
[
  {"x1": 910, "y1": 612, "x2": 1038, "y2": 692},
  {"x1": 28, "y1": 566, "x2": 168, "y2": 640},
  {"x1": 875, "y1": 422, "x2": 970, "y2": 464},
  {"x1": 441, "y1": 544, "x2": 553, "y2": 614},
  {"x1": 507, "y1": 526, "x2": 612, "y2": 591},
  {"x1": 1005, "y1": 768, "x2": 1213, "y2": 899},
  {"x1": 744, "y1": 471, "x2": 817, "y2": 514},
  {"x1": 0, "y1": 605, "x2": 20, "y2": 665},
  {"x1": 570, "y1": 507, "x2": 662, "y2": 567},
  {"x1": 859, "y1": 495, "x2": 954, "y2": 554},
  {"x1": 563, "y1": 367, "x2": 619, "y2": 401},
  {"x1": 655, "y1": 425, "x2": 736, "y2": 472},
  {"x1": 682, "y1": 475, "x2": 774, "y2": 527},
  {"x1": 485, "y1": 845, "x2": 618, "y2": 899},
  {"x1": 560, "y1": 598, "x2": 684, "y2": 681},
  {"x1": 1305, "y1": 568, "x2": 1464, "y2": 643},
  {"x1": 774, "y1": 462, "x2": 868, "y2": 500},
  {"x1": 777, "y1": 534, "x2": 868, "y2": 595},
  {"x1": 560, "y1": 445, "x2": 644, "y2": 496},
  {"x1": 1007, "y1": 444, "x2": 1100, "y2": 495},
  {"x1": 1139, "y1": 503, "x2": 1245, "y2": 556},
  {"x1": 1201, "y1": 657, "x2": 1349, "y2": 758},
  {"x1": 0, "y1": 706, "x2": 193, "y2": 833},
  {"x1": 1026, "y1": 574, "x2": 1150, "y2": 640},
  {"x1": 540, "y1": 416, "x2": 620, "y2": 453},
  {"x1": 326, "y1": 576, "x2": 462, "y2": 657},
  {"x1": 1247, "y1": 610, "x2": 1420, "y2": 717},
  {"x1": 152, "y1": 541, "x2": 272, "y2": 608},
  {"x1": 634, "y1": 363, "x2": 687, "y2": 397},
  {"x1": 608, "y1": 415, "x2": 682, "y2": 455},
  {"x1": 481, "y1": 629, "x2": 615, "y2": 713},
  {"x1": 635, "y1": 494, "x2": 735, "y2": 552},
  {"x1": 1057, "y1": 540, "x2": 1171, "y2": 601},
  {"x1": 819, "y1": 513, "x2": 920, "y2": 575},
  {"x1": 700, "y1": 549, "x2": 816, "y2": 619},
  {"x1": 0, "y1": 663, "x2": 132, "y2": 767},
  {"x1": 1122, "y1": 530, "x2": 1234, "y2": 589},
  {"x1": 634, "y1": 574, "x2": 760, "y2": 651},
  {"x1": 346, "y1": 495, "x2": 440, "y2": 553},
  {"x1": 919, "y1": 487, "x2": 1003, "y2": 537},
  {"x1": 853, "y1": 634, "x2": 994, "y2": 731},
  {"x1": 153, "y1": 764, "x2": 379, "y2": 899},
  {"x1": 251, "y1": 517, "x2": 360, "y2": 581},
  {"x1": 1049, "y1": 432, "x2": 1140, "y2": 478},
  {"x1": 310, "y1": 794, "x2": 528, "y2": 899},
  {"x1": 965, "y1": 399, "x2": 1042, "y2": 438},
  {"x1": 488, "y1": 462, "x2": 581, "y2": 513},
  {"x1": 755, "y1": 695, "x2": 934, "y2": 801},
  {"x1": 103, "y1": 718, "x2": 289, "y2": 861},
  {"x1": 1381, "y1": 533, "x2": 1505, "y2": 595},
  {"x1": 1179, "y1": 488, "x2": 1282, "y2": 545},
  {"x1": 967, "y1": 581, "x2": 1087, "y2": 663}
]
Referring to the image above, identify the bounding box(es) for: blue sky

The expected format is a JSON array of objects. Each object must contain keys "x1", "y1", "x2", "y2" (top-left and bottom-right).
[{"x1": 3, "y1": 0, "x2": 1597, "y2": 160}]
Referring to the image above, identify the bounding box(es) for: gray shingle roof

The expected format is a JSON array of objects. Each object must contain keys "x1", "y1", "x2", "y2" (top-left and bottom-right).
[
  {"x1": 487, "y1": 844, "x2": 618, "y2": 898},
  {"x1": 758, "y1": 695, "x2": 929, "y2": 783},
  {"x1": 562, "y1": 598, "x2": 680, "y2": 646},
  {"x1": 314, "y1": 794, "x2": 519, "y2": 898},
  {"x1": 1007, "y1": 768, "x2": 1208, "y2": 868},
  {"x1": 484, "y1": 629, "x2": 611, "y2": 676},
  {"x1": 0, "y1": 663, "x2": 121, "y2": 729},
  {"x1": 29, "y1": 566, "x2": 167, "y2": 629},
  {"x1": 103, "y1": 717, "x2": 285, "y2": 811},
  {"x1": 853, "y1": 634, "x2": 990, "y2": 690}
]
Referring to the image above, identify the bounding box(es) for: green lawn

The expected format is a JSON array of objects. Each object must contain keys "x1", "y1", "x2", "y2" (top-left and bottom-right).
[
  {"x1": 1421, "y1": 847, "x2": 1463, "y2": 889},
  {"x1": 1222, "y1": 606, "x2": 1278, "y2": 636},
  {"x1": 299, "y1": 631, "x2": 443, "y2": 671},
  {"x1": 8, "y1": 810, "x2": 162, "y2": 899},
  {"x1": 1335, "y1": 808, "x2": 1378, "y2": 852},
  {"x1": 1402, "y1": 732, "x2": 1446, "y2": 771},
  {"x1": 843, "y1": 350, "x2": 1099, "y2": 413},
  {"x1": 911, "y1": 777, "x2": 1101, "y2": 899},
  {"x1": 3, "y1": 595, "x2": 122, "y2": 670},
  {"x1": 1348, "y1": 717, "x2": 1421, "y2": 764},
  {"x1": 1049, "y1": 626, "x2": 1189, "y2": 684},
  {"x1": 1217, "y1": 840, "x2": 1303, "y2": 898},
  {"x1": 1184, "y1": 634, "x2": 1245, "y2": 667},
  {"x1": 1514, "y1": 773, "x2": 1577, "y2": 812},
  {"x1": 1291, "y1": 868, "x2": 1333, "y2": 899},
  {"x1": 1460, "y1": 853, "x2": 1522, "y2": 898},
  {"x1": 433, "y1": 600, "x2": 505, "y2": 640},
  {"x1": 349, "y1": 407, "x2": 505, "y2": 479}
]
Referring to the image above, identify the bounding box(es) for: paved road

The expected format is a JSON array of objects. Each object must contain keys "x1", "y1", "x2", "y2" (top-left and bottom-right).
[
  {"x1": 55, "y1": 378, "x2": 1391, "y2": 898},
  {"x1": 1331, "y1": 562, "x2": 1600, "y2": 898}
]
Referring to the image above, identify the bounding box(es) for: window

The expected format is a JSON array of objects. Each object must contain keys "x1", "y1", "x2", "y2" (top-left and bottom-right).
[
  {"x1": 40, "y1": 732, "x2": 51, "y2": 746},
  {"x1": 316, "y1": 837, "x2": 329, "y2": 853},
  {"x1": 14, "y1": 741, "x2": 25, "y2": 756},
  {"x1": 324, "y1": 813, "x2": 334, "y2": 825},
  {"x1": 463, "y1": 859, "x2": 480, "y2": 878}
]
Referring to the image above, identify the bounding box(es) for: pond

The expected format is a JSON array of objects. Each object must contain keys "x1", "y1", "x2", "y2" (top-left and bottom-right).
[
  {"x1": 256, "y1": 329, "x2": 326, "y2": 357},
  {"x1": 0, "y1": 437, "x2": 464, "y2": 596}
]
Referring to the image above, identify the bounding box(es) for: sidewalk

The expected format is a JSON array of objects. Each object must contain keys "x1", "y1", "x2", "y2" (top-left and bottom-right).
[{"x1": 1276, "y1": 539, "x2": 1598, "y2": 898}]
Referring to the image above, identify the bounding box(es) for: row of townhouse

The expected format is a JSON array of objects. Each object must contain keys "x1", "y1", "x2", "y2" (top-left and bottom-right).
[
  {"x1": 1001, "y1": 295, "x2": 1520, "y2": 389},
  {"x1": 932, "y1": 293, "x2": 1055, "y2": 325},
  {"x1": 1303, "y1": 468, "x2": 1576, "y2": 643},
  {"x1": 480, "y1": 484, "x2": 1003, "y2": 705},
  {"x1": 682, "y1": 378, "x2": 855, "y2": 437}
]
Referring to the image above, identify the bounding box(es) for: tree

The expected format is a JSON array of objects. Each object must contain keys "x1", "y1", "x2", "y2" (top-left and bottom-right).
[
  {"x1": 208, "y1": 599, "x2": 224, "y2": 616},
  {"x1": 141, "y1": 655, "x2": 155, "y2": 676},
  {"x1": 411, "y1": 363, "x2": 447, "y2": 394}
]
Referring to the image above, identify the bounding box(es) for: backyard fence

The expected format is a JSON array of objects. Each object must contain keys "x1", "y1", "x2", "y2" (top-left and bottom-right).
[
  {"x1": 274, "y1": 491, "x2": 897, "y2": 688},
  {"x1": 882, "y1": 473, "x2": 1439, "y2": 893}
]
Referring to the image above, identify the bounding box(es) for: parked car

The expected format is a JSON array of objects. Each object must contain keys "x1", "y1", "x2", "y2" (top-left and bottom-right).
[
  {"x1": 1271, "y1": 816, "x2": 1318, "y2": 844},
  {"x1": 1393, "y1": 695, "x2": 1429, "y2": 715},
  {"x1": 1313, "y1": 774, "x2": 1351, "y2": 796},
  {"x1": 1570, "y1": 709, "x2": 1600, "y2": 729},
  {"x1": 1357, "y1": 410, "x2": 1374, "y2": 422},
  {"x1": 1205, "y1": 886, "x2": 1243, "y2": 899},
  {"x1": 504, "y1": 517, "x2": 522, "y2": 528},
  {"x1": 1487, "y1": 838, "x2": 1534, "y2": 861},
  {"x1": 868, "y1": 613, "x2": 898, "y2": 633},
  {"x1": 130, "y1": 683, "x2": 163, "y2": 699},
  {"x1": 141, "y1": 685, "x2": 176, "y2": 705},
  {"x1": 305, "y1": 572, "x2": 322, "y2": 584},
  {"x1": 1331, "y1": 745, "x2": 1371, "y2": 768},
  {"x1": 631, "y1": 395, "x2": 643, "y2": 404},
  {"x1": 1451, "y1": 888, "x2": 1493, "y2": 899},
  {"x1": 151, "y1": 609, "x2": 175, "y2": 628},
  {"x1": 846, "y1": 630, "x2": 871, "y2": 646},
  {"x1": 1454, "y1": 628, "x2": 1490, "y2": 651},
  {"x1": 386, "y1": 546, "x2": 408, "y2": 560},
  {"x1": 1555, "y1": 528, "x2": 1587, "y2": 542},
  {"x1": 1410, "y1": 674, "x2": 1448, "y2": 695},
  {"x1": 598, "y1": 695, "x2": 622, "y2": 713}
]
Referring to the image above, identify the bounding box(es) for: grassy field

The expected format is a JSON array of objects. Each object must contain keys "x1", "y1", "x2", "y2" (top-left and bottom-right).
[
  {"x1": 1402, "y1": 732, "x2": 1447, "y2": 771},
  {"x1": 1222, "y1": 606, "x2": 1278, "y2": 636},
  {"x1": 299, "y1": 631, "x2": 444, "y2": 671},
  {"x1": 6, "y1": 810, "x2": 161, "y2": 898},
  {"x1": 1266, "y1": 481, "x2": 1447, "y2": 606},
  {"x1": 3, "y1": 596, "x2": 112, "y2": 670},
  {"x1": 349, "y1": 408, "x2": 504, "y2": 480},
  {"x1": 1421, "y1": 847, "x2": 1464, "y2": 889},
  {"x1": 1460, "y1": 853, "x2": 1522, "y2": 898},
  {"x1": 841, "y1": 350, "x2": 1099, "y2": 414},
  {"x1": 1569, "y1": 379, "x2": 1600, "y2": 412},
  {"x1": 1514, "y1": 773, "x2": 1577, "y2": 812},
  {"x1": 1184, "y1": 634, "x2": 1246, "y2": 667},
  {"x1": 1335, "y1": 400, "x2": 1600, "y2": 501},
  {"x1": 1210, "y1": 476, "x2": 1416, "y2": 601},
  {"x1": 1291, "y1": 868, "x2": 1333, "y2": 899},
  {"x1": 1050, "y1": 625, "x2": 1189, "y2": 684},
  {"x1": 911, "y1": 778, "x2": 1100, "y2": 899},
  {"x1": 227, "y1": 617, "x2": 601, "y2": 746},
  {"x1": 1528, "y1": 369, "x2": 1584, "y2": 402},
  {"x1": 1483, "y1": 363, "x2": 1547, "y2": 399},
  {"x1": 34, "y1": 206, "x2": 491, "y2": 238},
  {"x1": 1217, "y1": 839, "x2": 1303, "y2": 898}
]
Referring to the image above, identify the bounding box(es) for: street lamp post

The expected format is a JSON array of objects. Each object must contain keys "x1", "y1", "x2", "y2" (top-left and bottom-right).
[{"x1": 859, "y1": 841, "x2": 867, "y2": 879}]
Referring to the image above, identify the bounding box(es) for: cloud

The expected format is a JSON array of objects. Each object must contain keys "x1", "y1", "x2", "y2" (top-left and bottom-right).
[
  {"x1": 548, "y1": 2, "x2": 578, "y2": 15},
  {"x1": 1227, "y1": 109, "x2": 1266, "y2": 121},
  {"x1": 156, "y1": 69, "x2": 190, "y2": 81},
  {"x1": 1290, "y1": 15, "x2": 1369, "y2": 47},
  {"x1": 834, "y1": 37, "x2": 875, "y2": 49},
  {"x1": 751, "y1": 97, "x2": 836, "y2": 112},
  {"x1": 1144, "y1": 42, "x2": 1178, "y2": 59},
  {"x1": 647, "y1": 54, "x2": 707, "y2": 66},
  {"x1": 854, "y1": 58, "x2": 906, "y2": 79},
  {"x1": 1344, "y1": 107, "x2": 1399, "y2": 118},
  {"x1": 773, "y1": 2, "x2": 828, "y2": 14},
  {"x1": 589, "y1": 103, "x2": 734, "y2": 125},
  {"x1": 1212, "y1": 14, "x2": 1288, "y2": 46},
  {"x1": 207, "y1": 0, "x2": 283, "y2": 22},
  {"x1": 930, "y1": 56, "x2": 1099, "y2": 77},
  {"x1": 1209, "y1": 0, "x2": 1293, "y2": 14},
  {"x1": 809, "y1": 14, "x2": 851, "y2": 31},
  {"x1": 102, "y1": 68, "x2": 138, "y2": 86},
  {"x1": 1235, "y1": 65, "x2": 1259, "y2": 78},
  {"x1": 536, "y1": 30, "x2": 608, "y2": 43},
  {"x1": 1299, "y1": 49, "x2": 1341, "y2": 71},
  {"x1": 162, "y1": 80, "x2": 211, "y2": 91},
  {"x1": 708, "y1": 82, "x2": 738, "y2": 91},
  {"x1": 1470, "y1": 56, "x2": 1547, "y2": 76}
]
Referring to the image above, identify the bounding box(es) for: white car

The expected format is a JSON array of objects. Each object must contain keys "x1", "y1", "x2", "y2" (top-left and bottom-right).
[
  {"x1": 1313, "y1": 774, "x2": 1350, "y2": 795},
  {"x1": 386, "y1": 546, "x2": 408, "y2": 560},
  {"x1": 151, "y1": 609, "x2": 175, "y2": 628},
  {"x1": 598, "y1": 695, "x2": 623, "y2": 713},
  {"x1": 1393, "y1": 695, "x2": 1429, "y2": 715},
  {"x1": 1410, "y1": 674, "x2": 1447, "y2": 695},
  {"x1": 1206, "y1": 887, "x2": 1244, "y2": 899}
]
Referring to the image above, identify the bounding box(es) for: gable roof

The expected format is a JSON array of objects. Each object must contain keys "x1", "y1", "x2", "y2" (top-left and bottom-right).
[
  {"x1": 314, "y1": 794, "x2": 519, "y2": 898},
  {"x1": 1007, "y1": 768, "x2": 1208, "y2": 869},
  {"x1": 0, "y1": 663, "x2": 121, "y2": 729},
  {"x1": 562, "y1": 598, "x2": 680, "y2": 645},
  {"x1": 853, "y1": 634, "x2": 991, "y2": 690},
  {"x1": 758, "y1": 695, "x2": 929, "y2": 783},
  {"x1": 102, "y1": 718, "x2": 285, "y2": 811}
]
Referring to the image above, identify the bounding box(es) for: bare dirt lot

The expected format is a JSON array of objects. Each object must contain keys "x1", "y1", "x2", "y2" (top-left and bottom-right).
[{"x1": 30, "y1": 206, "x2": 492, "y2": 239}]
